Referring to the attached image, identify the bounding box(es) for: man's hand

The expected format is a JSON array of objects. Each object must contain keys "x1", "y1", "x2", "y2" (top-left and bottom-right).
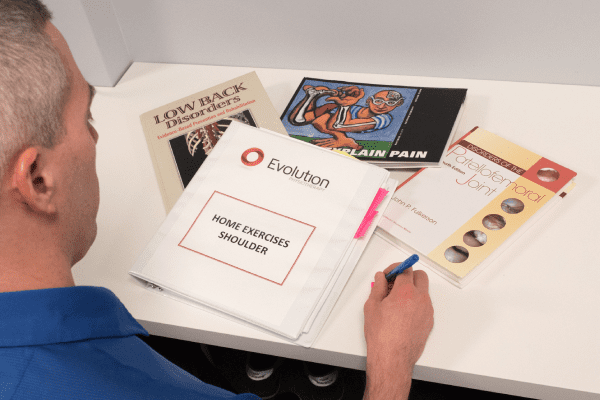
[
  {"x1": 363, "y1": 264, "x2": 434, "y2": 400},
  {"x1": 327, "y1": 85, "x2": 364, "y2": 106},
  {"x1": 311, "y1": 136, "x2": 363, "y2": 150}
]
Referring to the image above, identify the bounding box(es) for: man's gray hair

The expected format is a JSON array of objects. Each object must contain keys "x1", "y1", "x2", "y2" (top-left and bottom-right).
[
  {"x1": 386, "y1": 90, "x2": 403, "y2": 102},
  {"x1": 0, "y1": 0, "x2": 69, "y2": 181}
]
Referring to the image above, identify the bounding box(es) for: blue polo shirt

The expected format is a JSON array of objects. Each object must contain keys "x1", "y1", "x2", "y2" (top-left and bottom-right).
[{"x1": 0, "y1": 286, "x2": 259, "y2": 400}]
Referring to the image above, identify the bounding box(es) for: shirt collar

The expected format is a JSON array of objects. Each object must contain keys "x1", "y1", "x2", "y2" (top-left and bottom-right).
[{"x1": 0, "y1": 286, "x2": 147, "y2": 348}]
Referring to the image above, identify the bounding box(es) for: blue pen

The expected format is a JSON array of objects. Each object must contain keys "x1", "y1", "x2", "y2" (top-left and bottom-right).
[{"x1": 385, "y1": 254, "x2": 419, "y2": 283}]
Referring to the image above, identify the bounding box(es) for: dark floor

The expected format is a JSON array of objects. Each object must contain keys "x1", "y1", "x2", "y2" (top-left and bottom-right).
[{"x1": 140, "y1": 335, "x2": 532, "y2": 400}]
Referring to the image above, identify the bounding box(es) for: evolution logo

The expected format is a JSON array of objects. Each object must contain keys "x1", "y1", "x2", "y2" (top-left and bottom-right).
[
  {"x1": 267, "y1": 158, "x2": 330, "y2": 190},
  {"x1": 241, "y1": 148, "x2": 265, "y2": 166},
  {"x1": 241, "y1": 148, "x2": 330, "y2": 190}
]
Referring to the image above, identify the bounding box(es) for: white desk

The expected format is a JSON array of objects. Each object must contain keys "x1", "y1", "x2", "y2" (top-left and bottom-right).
[{"x1": 74, "y1": 63, "x2": 600, "y2": 399}]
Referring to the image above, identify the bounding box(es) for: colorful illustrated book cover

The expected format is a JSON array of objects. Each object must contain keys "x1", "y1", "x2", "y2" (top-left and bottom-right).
[
  {"x1": 377, "y1": 127, "x2": 577, "y2": 287},
  {"x1": 280, "y1": 78, "x2": 467, "y2": 168},
  {"x1": 140, "y1": 71, "x2": 287, "y2": 212}
]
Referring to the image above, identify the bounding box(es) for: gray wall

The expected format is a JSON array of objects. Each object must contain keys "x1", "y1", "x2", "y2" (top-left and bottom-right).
[
  {"x1": 45, "y1": 0, "x2": 130, "y2": 87},
  {"x1": 47, "y1": 0, "x2": 600, "y2": 87}
]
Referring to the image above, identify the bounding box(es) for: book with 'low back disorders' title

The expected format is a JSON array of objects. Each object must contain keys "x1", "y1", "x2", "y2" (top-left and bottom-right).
[{"x1": 140, "y1": 71, "x2": 287, "y2": 212}]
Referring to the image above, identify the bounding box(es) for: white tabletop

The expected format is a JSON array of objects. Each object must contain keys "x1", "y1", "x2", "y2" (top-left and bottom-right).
[{"x1": 74, "y1": 63, "x2": 600, "y2": 400}]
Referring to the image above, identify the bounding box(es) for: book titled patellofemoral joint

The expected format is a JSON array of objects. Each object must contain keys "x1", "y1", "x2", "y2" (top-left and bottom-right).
[
  {"x1": 376, "y1": 127, "x2": 577, "y2": 288},
  {"x1": 130, "y1": 122, "x2": 397, "y2": 347}
]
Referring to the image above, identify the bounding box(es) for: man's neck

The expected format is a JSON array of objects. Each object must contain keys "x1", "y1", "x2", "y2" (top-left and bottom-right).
[
  {"x1": 0, "y1": 217, "x2": 74, "y2": 293},
  {"x1": 0, "y1": 265, "x2": 75, "y2": 292},
  {"x1": 358, "y1": 107, "x2": 377, "y2": 119}
]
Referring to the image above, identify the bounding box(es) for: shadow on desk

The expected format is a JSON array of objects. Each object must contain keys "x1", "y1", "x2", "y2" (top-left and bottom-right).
[{"x1": 140, "y1": 335, "x2": 533, "y2": 400}]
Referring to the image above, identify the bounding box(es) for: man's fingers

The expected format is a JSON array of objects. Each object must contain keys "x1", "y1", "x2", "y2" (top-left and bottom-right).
[
  {"x1": 383, "y1": 261, "x2": 415, "y2": 289},
  {"x1": 391, "y1": 266, "x2": 414, "y2": 284},
  {"x1": 413, "y1": 269, "x2": 430, "y2": 292},
  {"x1": 382, "y1": 262, "x2": 399, "y2": 275},
  {"x1": 386, "y1": 267, "x2": 415, "y2": 300},
  {"x1": 370, "y1": 261, "x2": 423, "y2": 304},
  {"x1": 368, "y1": 271, "x2": 388, "y2": 303},
  {"x1": 313, "y1": 139, "x2": 335, "y2": 147}
]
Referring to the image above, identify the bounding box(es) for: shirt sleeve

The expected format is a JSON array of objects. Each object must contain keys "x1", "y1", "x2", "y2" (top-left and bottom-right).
[{"x1": 371, "y1": 113, "x2": 392, "y2": 130}]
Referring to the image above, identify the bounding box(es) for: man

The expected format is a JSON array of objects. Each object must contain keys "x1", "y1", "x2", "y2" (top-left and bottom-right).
[
  {"x1": 0, "y1": 1, "x2": 433, "y2": 399},
  {"x1": 288, "y1": 84, "x2": 404, "y2": 150}
]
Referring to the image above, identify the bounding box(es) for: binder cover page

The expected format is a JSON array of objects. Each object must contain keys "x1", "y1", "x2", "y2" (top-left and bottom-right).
[{"x1": 132, "y1": 122, "x2": 387, "y2": 338}]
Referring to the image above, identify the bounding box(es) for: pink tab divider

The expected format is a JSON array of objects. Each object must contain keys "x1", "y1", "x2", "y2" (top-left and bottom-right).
[{"x1": 354, "y1": 188, "x2": 389, "y2": 239}]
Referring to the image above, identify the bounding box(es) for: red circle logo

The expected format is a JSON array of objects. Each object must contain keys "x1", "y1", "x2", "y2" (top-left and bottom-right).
[{"x1": 241, "y1": 148, "x2": 265, "y2": 166}]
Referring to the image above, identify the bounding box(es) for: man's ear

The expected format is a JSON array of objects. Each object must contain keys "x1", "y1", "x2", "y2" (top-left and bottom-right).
[{"x1": 11, "y1": 147, "x2": 57, "y2": 214}]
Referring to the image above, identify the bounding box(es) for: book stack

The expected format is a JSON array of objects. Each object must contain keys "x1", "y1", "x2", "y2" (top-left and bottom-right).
[{"x1": 135, "y1": 72, "x2": 576, "y2": 347}]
